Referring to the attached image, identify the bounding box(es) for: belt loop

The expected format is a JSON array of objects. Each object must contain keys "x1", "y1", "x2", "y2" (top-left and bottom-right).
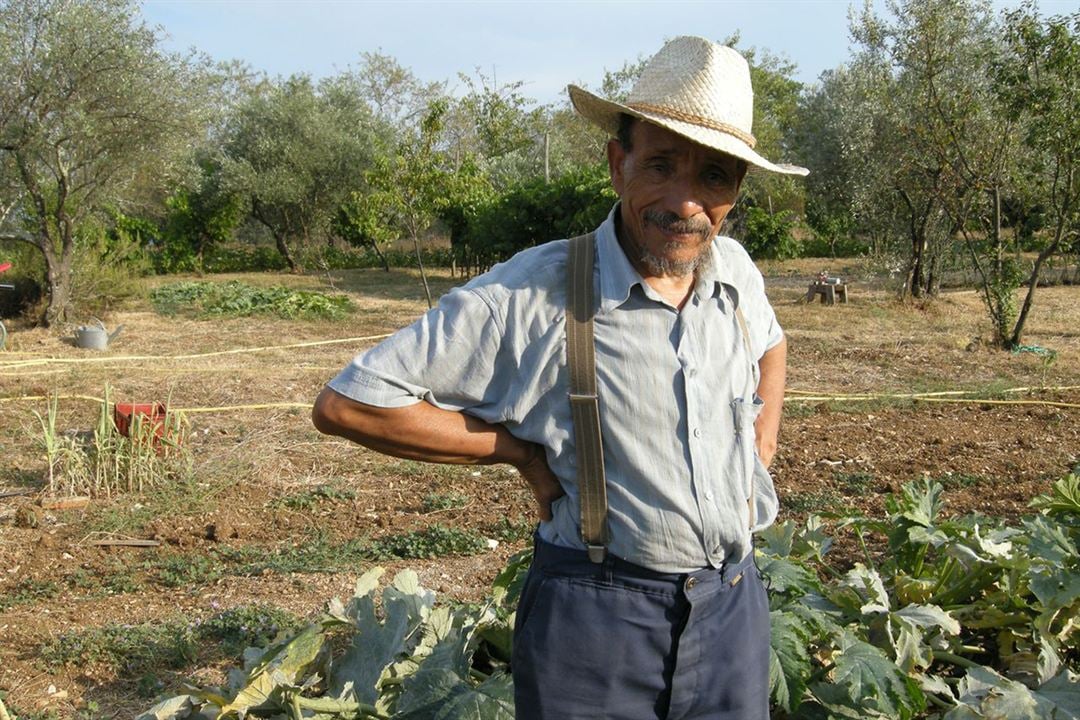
[{"x1": 600, "y1": 549, "x2": 616, "y2": 582}]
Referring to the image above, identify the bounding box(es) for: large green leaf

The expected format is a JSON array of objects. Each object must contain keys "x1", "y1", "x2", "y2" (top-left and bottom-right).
[
  {"x1": 769, "y1": 609, "x2": 813, "y2": 713},
  {"x1": 945, "y1": 665, "x2": 1076, "y2": 720},
  {"x1": 1037, "y1": 671, "x2": 1080, "y2": 719},
  {"x1": 757, "y1": 554, "x2": 821, "y2": 597},
  {"x1": 1030, "y1": 475, "x2": 1080, "y2": 518},
  {"x1": 812, "y1": 631, "x2": 924, "y2": 720},
  {"x1": 329, "y1": 569, "x2": 434, "y2": 706},
  {"x1": 395, "y1": 669, "x2": 515, "y2": 720},
  {"x1": 1024, "y1": 516, "x2": 1078, "y2": 567},
  {"x1": 840, "y1": 563, "x2": 890, "y2": 615}
]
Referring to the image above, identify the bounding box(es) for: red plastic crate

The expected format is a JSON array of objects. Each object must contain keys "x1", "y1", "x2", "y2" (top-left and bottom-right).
[{"x1": 113, "y1": 402, "x2": 173, "y2": 445}]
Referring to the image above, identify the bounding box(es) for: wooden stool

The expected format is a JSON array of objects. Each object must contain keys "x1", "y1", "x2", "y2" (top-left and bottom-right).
[{"x1": 806, "y1": 282, "x2": 848, "y2": 305}]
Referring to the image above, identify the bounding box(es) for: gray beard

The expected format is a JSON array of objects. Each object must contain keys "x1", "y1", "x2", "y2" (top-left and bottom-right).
[{"x1": 636, "y1": 238, "x2": 714, "y2": 279}]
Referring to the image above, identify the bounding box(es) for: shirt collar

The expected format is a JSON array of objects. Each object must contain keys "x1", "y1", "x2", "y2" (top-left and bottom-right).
[{"x1": 595, "y1": 203, "x2": 737, "y2": 314}]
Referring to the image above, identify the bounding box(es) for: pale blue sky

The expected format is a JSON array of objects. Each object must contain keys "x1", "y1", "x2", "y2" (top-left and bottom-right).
[{"x1": 141, "y1": 0, "x2": 1074, "y2": 106}]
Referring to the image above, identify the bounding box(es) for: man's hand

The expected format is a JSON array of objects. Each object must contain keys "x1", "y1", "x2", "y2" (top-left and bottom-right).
[
  {"x1": 516, "y1": 443, "x2": 564, "y2": 522},
  {"x1": 754, "y1": 337, "x2": 786, "y2": 470}
]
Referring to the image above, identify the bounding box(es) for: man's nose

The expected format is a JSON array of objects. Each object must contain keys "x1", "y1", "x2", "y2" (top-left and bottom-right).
[{"x1": 661, "y1": 173, "x2": 705, "y2": 218}]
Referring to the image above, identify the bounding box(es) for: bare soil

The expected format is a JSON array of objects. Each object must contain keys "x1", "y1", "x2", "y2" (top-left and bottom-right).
[{"x1": 0, "y1": 264, "x2": 1077, "y2": 718}]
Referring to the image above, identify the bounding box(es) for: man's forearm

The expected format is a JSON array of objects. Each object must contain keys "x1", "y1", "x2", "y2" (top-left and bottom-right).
[
  {"x1": 312, "y1": 387, "x2": 534, "y2": 467},
  {"x1": 312, "y1": 387, "x2": 564, "y2": 520},
  {"x1": 754, "y1": 337, "x2": 787, "y2": 467}
]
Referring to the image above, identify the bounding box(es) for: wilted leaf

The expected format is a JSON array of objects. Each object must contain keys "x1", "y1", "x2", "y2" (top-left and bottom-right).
[
  {"x1": 219, "y1": 624, "x2": 328, "y2": 718},
  {"x1": 949, "y1": 665, "x2": 1043, "y2": 719},
  {"x1": 134, "y1": 695, "x2": 198, "y2": 720}
]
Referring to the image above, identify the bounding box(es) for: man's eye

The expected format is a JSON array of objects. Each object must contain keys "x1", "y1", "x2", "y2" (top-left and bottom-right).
[{"x1": 705, "y1": 170, "x2": 731, "y2": 184}]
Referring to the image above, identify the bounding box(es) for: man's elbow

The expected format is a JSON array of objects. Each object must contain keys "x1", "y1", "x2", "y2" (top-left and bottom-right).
[{"x1": 312, "y1": 387, "x2": 350, "y2": 437}]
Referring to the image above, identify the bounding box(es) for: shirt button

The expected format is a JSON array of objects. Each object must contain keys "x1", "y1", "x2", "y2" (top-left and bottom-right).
[
  {"x1": 704, "y1": 491, "x2": 713, "y2": 501},
  {"x1": 685, "y1": 576, "x2": 699, "y2": 591},
  {"x1": 693, "y1": 428, "x2": 702, "y2": 438}
]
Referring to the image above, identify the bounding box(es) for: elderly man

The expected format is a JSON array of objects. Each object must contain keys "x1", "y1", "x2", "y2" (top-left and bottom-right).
[{"x1": 313, "y1": 35, "x2": 806, "y2": 720}]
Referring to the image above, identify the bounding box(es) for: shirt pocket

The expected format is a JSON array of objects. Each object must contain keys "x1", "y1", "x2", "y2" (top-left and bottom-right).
[{"x1": 731, "y1": 396, "x2": 764, "y2": 522}]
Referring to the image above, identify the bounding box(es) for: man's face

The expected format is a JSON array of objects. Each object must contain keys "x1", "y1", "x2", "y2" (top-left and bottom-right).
[{"x1": 608, "y1": 120, "x2": 745, "y2": 279}]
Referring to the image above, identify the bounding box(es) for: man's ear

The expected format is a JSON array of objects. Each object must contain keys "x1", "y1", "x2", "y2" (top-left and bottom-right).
[{"x1": 607, "y1": 139, "x2": 626, "y2": 196}]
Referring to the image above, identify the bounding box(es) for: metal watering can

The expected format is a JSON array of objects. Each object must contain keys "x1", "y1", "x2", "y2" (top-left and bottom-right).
[{"x1": 74, "y1": 319, "x2": 124, "y2": 350}]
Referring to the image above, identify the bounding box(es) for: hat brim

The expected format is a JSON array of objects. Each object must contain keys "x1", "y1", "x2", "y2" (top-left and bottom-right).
[{"x1": 568, "y1": 84, "x2": 809, "y2": 177}]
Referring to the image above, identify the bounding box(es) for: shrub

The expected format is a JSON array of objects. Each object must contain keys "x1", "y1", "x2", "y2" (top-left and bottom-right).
[
  {"x1": 149, "y1": 280, "x2": 352, "y2": 320},
  {"x1": 741, "y1": 206, "x2": 802, "y2": 259}
]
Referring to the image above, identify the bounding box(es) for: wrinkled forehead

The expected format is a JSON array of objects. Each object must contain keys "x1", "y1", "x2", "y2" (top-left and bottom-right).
[{"x1": 632, "y1": 120, "x2": 743, "y2": 168}]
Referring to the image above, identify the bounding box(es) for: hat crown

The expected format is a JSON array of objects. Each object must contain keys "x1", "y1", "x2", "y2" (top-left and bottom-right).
[{"x1": 627, "y1": 36, "x2": 754, "y2": 136}]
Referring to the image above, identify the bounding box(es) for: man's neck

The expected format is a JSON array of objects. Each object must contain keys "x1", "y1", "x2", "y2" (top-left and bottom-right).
[{"x1": 614, "y1": 213, "x2": 697, "y2": 310}]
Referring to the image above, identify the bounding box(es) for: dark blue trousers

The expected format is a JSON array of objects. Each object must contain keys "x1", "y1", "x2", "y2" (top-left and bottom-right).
[{"x1": 511, "y1": 538, "x2": 770, "y2": 720}]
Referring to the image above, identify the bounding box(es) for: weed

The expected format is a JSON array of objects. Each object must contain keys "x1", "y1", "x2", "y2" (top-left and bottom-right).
[
  {"x1": 68, "y1": 566, "x2": 144, "y2": 597},
  {"x1": 488, "y1": 516, "x2": 535, "y2": 542},
  {"x1": 39, "y1": 621, "x2": 196, "y2": 674},
  {"x1": 33, "y1": 388, "x2": 192, "y2": 498},
  {"x1": 87, "y1": 477, "x2": 223, "y2": 535},
  {"x1": 196, "y1": 604, "x2": 302, "y2": 655},
  {"x1": 783, "y1": 490, "x2": 844, "y2": 513},
  {"x1": 835, "y1": 471, "x2": 876, "y2": 496},
  {"x1": 0, "y1": 578, "x2": 60, "y2": 611},
  {"x1": 934, "y1": 472, "x2": 993, "y2": 490},
  {"x1": 150, "y1": 280, "x2": 352, "y2": 320},
  {"x1": 367, "y1": 525, "x2": 487, "y2": 560},
  {"x1": 270, "y1": 484, "x2": 357, "y2": 511},
  {"x1": 421, "y1": 491, "x2": 469, "y2": 512},
  {"x1": 149, "y1": 553, "x2": 224, "y2": 589}
]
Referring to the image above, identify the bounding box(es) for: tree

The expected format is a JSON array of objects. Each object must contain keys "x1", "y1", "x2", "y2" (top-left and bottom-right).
[
  {"x1": 220, "y1": 74, "x2": 379, "y2": 271},
  {"x1": 994, "y1": 4, "x2": 1080, "y2": 347},
  {"x1": 360, "y1": 100, "x2": 453, "y2": 308},
  {"x1": 0, "y1": 0, "x2": 210, "y2": 325}
]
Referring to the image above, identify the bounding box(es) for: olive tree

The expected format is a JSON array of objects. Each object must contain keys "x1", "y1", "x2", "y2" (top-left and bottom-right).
[{"x1": 0, "y1": 0, "x2": 210, "y2": 325}]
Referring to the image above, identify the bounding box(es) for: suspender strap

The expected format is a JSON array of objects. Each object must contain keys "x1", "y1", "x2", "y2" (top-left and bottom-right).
[
  {"x1": 565, "y1": 233, "x2": 608, "y2": 562},
  {"x1": 731, "y1": 298, "x2": 758, "y2": 530}
]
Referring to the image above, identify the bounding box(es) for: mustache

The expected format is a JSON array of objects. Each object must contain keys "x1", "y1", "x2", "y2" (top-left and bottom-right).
[{"x1": 643, "y1": 210, "x2": 713, "y2": 236}]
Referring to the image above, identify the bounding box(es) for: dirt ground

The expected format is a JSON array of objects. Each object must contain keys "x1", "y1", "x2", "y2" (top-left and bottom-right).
[{"x1": 0, "y1": 263, "x2": 1077, "y2": 718}]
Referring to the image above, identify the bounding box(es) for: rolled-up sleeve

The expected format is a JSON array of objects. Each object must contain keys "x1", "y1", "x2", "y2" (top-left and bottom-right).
[{"x1": 327, "y1": 286, "x2": 502, "y2": 411}]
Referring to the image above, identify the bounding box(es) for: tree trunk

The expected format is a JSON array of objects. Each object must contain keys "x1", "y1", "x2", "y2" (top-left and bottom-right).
[
  {"x1": 41, "y1": 234, "x2": 74, "y2": 327},
  {"x1": 273, "y1": 232, "x2": 298, "y2": 273},
  {"x1": 412, "y1": 235, "x2": 433, "y2": 309}
]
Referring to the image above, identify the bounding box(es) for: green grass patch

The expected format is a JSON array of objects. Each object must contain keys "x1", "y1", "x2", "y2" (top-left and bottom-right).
[
  {"x1": 149, "y1": 553, "x2": 225, "y2": 589},
  {"x1": 38, "y1": 605, "x2": 302, "y2": 698},
  {"x1": 39, "y1": 621, "x2": 196, "y2": 675},
  {"x1": 68, "y1": 563, "x2": 145, "y2": 597},
  {"x1": 150, "y1": 280, "x2": 352, "y2": 320},
  {"x1": 421, "y1": 491, "x2": 470, "y2": 512},
  {"x1": 86, "y1": 477, "x2": 229, "y2": 535},
  {"x1": 783, "y1": 489, "x2": 844, "y2": 513},
  {"x1": 934, "y1": 472, "x2": 995, "y2": 490},
  {"x1": 269, "y1": 483, "x2": 358, "y2": 511},
  {"x1": 0, "y1": 578, "x2": 60, "y2": 611},
  {"x1": 835, "y1": 471, "x2": 876, "y2": 496}
]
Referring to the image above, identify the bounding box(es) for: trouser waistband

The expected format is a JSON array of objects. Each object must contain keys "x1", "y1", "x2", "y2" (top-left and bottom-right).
[{"x1": 530, "y1": 535, "x2": 755, "y2": 590}]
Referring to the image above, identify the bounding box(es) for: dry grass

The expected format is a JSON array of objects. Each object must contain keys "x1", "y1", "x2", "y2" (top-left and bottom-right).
[{"x1": 0, "y1": 260, "x2": 1077, "y2": 719}]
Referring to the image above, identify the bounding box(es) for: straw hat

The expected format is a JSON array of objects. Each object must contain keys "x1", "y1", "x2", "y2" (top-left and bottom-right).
[{"x1": 568, "y1": 36, "x2": 809, "y2": 176}]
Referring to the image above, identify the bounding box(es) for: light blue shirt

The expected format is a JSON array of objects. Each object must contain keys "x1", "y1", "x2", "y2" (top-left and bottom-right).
[{"x1": 329, "y1": 206, "x2": 782, "y2": 572}]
